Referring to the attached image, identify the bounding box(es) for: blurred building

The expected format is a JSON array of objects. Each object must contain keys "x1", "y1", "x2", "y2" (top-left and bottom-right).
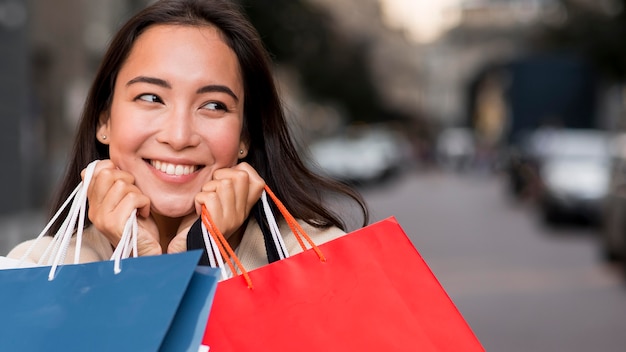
[
  {"x1": 308, "y1": 0, "x2": 573, "y2": 139},
  {"x1": 454, "y1": 0, "x2": 625, "y2": 146},
  {"x1": 309, "y1": 0, "x2": 424, "y2": 121},
  {"x1": 0, "y1": 0, "x2": 30, "y2": 213},
  {"x1": 8, "y1": 0, "x2": 149, "y2": 213},
  {"x1": 425, "y1": 0, "x2": 567, "y2": 133}
]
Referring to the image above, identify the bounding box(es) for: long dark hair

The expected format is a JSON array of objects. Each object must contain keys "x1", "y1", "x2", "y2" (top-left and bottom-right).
[{"x1": 50, "y1": 0, "x2": 368, "y2": 235}]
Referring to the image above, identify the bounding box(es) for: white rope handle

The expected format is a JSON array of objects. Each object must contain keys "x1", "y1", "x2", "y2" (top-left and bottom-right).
[
  {"x1": 261, "y1": 190, "x2": 289, "y2": 259},
  {"x1": 18, "y1": 160, "x2": 139, "y2": 280},
  {"x1": 198, "y1": 190, "x2": 289, "y2": 280},
  {"x1": 201, "y1": 220, "x2": 228, "y2": 280},
  {"x1": 46, "y1": 160, "x2": 99, "y2": 280},
  {"x1": 50, "y1": 161, "x2": 98, "y2": 270},
  {"x1": 47, "y1": 183, "x2": 86, "y2": 279},
  {"x1": 110, "y1": 209, "x2": 138, "y2": 274},
  {"x1": 19, "y1": 184, "x2": 81, "y2": 266}
]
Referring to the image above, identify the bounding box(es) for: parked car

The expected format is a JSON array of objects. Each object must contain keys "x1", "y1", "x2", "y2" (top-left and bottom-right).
[
  {"x1": 307, "y1": 125, "x2": 411, "y2": 185},
  {"x1": 534, "y1": 129, "x2": 611, "y2": 225},
  {"x1": 600, "y1": 133, "x2": 626, "y2": 265}
]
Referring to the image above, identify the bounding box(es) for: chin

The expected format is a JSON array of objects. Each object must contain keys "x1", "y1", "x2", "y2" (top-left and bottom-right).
[{"x1": 151, "y1": 202, "x2": 196, "y2": 219}]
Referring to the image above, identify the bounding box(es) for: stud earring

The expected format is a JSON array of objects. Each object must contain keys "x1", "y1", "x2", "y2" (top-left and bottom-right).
[
  {"x1": 239, "y1": 149, "x2": 244, "y2": 155},
  {"x1": 101, "y1": 135, "x2": 107, "y2": 140}
]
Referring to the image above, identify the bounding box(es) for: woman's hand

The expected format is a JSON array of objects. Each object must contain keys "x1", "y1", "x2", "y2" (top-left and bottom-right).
[
  {"x1": 167, "y1": 162, "x2": 265, "y2": 254},
  {"x1": 84, "y1": 160, "x2": 161, "y2": 256}
]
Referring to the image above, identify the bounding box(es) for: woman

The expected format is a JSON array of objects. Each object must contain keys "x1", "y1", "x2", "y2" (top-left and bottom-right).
[{"x1": 8, "y1": 0, "x2": 368, "y2": 272}]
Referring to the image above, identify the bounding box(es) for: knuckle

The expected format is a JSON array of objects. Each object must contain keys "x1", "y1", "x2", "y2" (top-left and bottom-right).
[
  {"x1": 126, "y1": 191, "x2": 141, "y2": 203},
  {"x1": 97, "y1": 167, "x2": 116, "y2": 180},
  {"x1": 201, "y1": 182, "x2": 215, "y2": 192},
  {"x1": 111, "y1": 178, "x2": 130, "y2": 191},
  {"x1": 197, "y1": 191, "x2": 218, "y2": 203},
  {"x1": 235, "y1": 169, "x2": 250, "y2": 182}
]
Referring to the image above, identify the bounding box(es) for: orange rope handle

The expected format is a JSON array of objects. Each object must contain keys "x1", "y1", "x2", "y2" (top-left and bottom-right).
[
  {"x1": 263, "y1": 185, "x2": 326, "y2": 262},
  {"x1": 201, "y1": 210, "x2": 237, "y2": 277},
  {"x1": 201, "y1": 206, "x2": 253, "y2": 289}
]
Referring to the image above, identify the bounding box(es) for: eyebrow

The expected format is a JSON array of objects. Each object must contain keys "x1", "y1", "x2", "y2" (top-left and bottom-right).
[
  {"x1": 126, "y1": 76, "x2": 239, "y2": 102},
  {"x1": 126, "y1": 76, "x2": 170, "y2": 89},
  {"x1": 196, "y1": 84, "x2": 239, "y2": 103}
]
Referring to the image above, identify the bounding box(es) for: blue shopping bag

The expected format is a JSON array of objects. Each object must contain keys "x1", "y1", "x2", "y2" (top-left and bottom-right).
[{"x1": 0, "y1": 250, "x2": 219, "y2": 352}]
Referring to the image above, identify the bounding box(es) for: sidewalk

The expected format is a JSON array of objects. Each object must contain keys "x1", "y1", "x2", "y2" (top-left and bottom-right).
[{"x1": 0, "y1": 209, "x2": 46, "y2": 255}]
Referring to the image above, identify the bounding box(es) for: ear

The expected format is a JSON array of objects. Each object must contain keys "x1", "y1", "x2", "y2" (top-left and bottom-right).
[
  {"x1": 96, "y1": 113, "x2": 111, "y2": 145},
  {"x1": 238, "y1": 139, "x2": 249, "y2": 159}
]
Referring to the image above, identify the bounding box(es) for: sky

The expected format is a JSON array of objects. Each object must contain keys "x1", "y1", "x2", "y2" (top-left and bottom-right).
[{"x1": 379, "y1": 0, "x2": 462, "y2": 44}]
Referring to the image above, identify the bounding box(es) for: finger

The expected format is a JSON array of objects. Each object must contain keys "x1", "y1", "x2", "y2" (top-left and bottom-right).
[
  {"x1": 81, "y1": 159, "x2": 117, "y2": 181},
  {"x1": 233, "y1": 162, "x2": 265, "y2": 205},
  {"x1": 80, "y1": 159, "x2": 107, "y2": 180},
  {"x1": 110, "y1": 186, "x2": 150, "y2": 222},
  {"x1": 212, "y1": 168, "x2": 250, "y2": 213},
  {"x1": 195, "y1": 189, "x2": 223, "y2": 227},
  {"x1": 197, "y1": 180, "x2": 222, "y2": 213},
  {"x1": 87, "y1": 169, "x2": 148, "y2": 240},
  {"x1": 90, "y1": 186, "x2": 149, "y2": 245},
  {"x1": 87, "y1": 168, "x2": 136, "y2": 210}
]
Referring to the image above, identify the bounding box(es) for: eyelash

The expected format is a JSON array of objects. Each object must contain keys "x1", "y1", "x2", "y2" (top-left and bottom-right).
[
  {"x1": 135, "y1": 94, "x2": 229, "y2": 113},
  {"x1": 202, "y1": 101, "x2": 228, "y2": 112},
  {"x1": 136, "y1": 93, "x2": 162, "y2": 104}
]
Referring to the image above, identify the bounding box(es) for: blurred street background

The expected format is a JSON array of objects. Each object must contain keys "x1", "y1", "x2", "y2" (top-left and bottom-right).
[{"x1": 2, "y1": 0, "x2": 626, "y2": 350}]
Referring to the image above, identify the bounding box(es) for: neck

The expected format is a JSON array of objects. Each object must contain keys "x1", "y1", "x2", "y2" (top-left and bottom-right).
[
  {"x1": 152, "y1": 214, "x2": 183, "y2": 253},
  {"x1": 151, "y1": 214, "x2": 250, "y2": 254}
]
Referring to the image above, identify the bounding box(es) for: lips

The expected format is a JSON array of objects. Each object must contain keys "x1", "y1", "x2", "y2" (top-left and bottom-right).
[{"x1": 150, "y1": 160, "x2": 199, "y2": 176}]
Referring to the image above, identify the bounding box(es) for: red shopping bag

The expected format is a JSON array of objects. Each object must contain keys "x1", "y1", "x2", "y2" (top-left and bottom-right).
[{"x1": 202, "y1": 190, "x2": 483, "y2": 351}]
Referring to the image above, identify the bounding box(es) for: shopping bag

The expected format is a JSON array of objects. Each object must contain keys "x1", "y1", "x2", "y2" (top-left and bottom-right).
[
  {"x1": 0, "y1": 161, "x2": 221, "y2": 351},
  {"x1": 200, "y1": 187, "x2": 483, "y2": 351},
  {"x1": 0, "y1": 250, "x2": 220, "y2": 352}
]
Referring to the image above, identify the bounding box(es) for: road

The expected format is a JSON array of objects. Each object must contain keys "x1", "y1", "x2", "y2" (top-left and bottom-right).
[{"x1": 359, "y1": 169, "x2": 626, "y2": 352}]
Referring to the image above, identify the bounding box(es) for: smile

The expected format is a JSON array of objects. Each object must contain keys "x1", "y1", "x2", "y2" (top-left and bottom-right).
[{"x1": 150, "y1": 160, "x2": 199, "y2": 176}]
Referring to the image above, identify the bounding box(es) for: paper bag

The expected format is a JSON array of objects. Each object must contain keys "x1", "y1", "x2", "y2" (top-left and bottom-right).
[
  {"x1": 0, "y1": 250, "x2": 219, "y2": 352},
  {"x1": 202, "y1": 217, "x2": 484, "y2": 351}
]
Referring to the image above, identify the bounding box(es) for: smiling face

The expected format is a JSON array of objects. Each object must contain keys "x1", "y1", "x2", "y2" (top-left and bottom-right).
[{"x1": 98, "y1": 24, "x2": 246, "y2": 219}]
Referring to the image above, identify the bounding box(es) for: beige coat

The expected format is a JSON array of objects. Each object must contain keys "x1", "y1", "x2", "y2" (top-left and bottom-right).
[{"x1": 7, "y1": 217, "x2": 345, "y2": 273}]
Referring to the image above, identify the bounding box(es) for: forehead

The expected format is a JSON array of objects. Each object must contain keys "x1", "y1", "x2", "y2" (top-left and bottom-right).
[
  {"x1": 118, "y1": 24, "x2": 242, "y2": 89},
  {"x1": 134, "y1": 23, "x2": 228, "y2": 47}
]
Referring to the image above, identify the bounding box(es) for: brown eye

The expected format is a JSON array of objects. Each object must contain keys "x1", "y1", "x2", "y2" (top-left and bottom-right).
[
  {"x1": 202, "y1": 101, "x2": 227, "y2": 111},
  {"x1": 137, "y1": 94, "x2": 162, "y2": 103}
]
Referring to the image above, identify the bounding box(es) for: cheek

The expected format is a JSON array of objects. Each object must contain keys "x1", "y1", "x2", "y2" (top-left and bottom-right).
[
  {"x1": 201, "y1": 122, "x2": 244, "y2": 163},
  {"x1": 106, "y1": 108, "x2": 150, "y2": 163}
]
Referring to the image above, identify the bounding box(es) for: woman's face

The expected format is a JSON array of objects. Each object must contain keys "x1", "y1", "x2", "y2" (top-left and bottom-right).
[{"x1": 99, "y1": 24, "x2": 246, "y2": 218}]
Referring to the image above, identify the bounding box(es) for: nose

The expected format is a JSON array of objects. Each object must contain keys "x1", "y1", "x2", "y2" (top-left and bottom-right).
[{"x1": 156, "y1": 107, "x2": 201, "y2": 150}]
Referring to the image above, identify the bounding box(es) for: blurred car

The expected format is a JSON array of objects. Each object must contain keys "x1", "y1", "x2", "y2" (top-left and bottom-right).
[
  {"x1": 535, "y1": 129, "x2": 611, "y2": 224},
  {"x1": 307, "y1": 125, "x2": 411, "y2": 185},
  {"x1": 435, "y1": 127, "x2": 475, "y2": 172},
  {"x1": 600, "y1": 133, "x2": 626, "y2": 264}
]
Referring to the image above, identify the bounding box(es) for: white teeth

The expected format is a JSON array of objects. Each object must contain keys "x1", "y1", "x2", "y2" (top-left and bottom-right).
[{"x1": 150, "y1": 160, "x2": 197, "y2": 175}]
